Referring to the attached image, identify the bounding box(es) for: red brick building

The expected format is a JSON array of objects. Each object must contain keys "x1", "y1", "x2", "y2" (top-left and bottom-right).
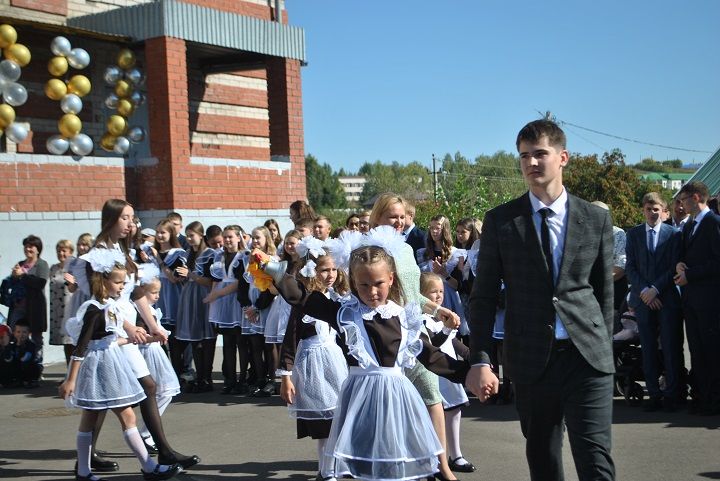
[{"x1": 0, "y1": 0, "x2": 306, "y2": 360}]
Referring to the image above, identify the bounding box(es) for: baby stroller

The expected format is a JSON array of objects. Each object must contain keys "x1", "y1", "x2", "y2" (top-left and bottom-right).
[{"x1": 613, "y1": 310, "x2": 644, "y2": 406}]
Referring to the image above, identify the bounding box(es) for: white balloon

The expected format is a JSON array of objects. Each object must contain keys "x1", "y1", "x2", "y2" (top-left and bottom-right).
[
  {"x1": 105, "y1": 93, "x2": 119, "y2": 109},
  {"x1": 3, "y1": 82, "x2": 27, "y2": 106},
  {"x1": 5, "y1": 123, "x2": 28, "y2": 143},
  {"x1": 125, "y1": 68, "x2": 144, "y2": 86},
  {"x1": 104, "y1": 66, "x2": 123, "y2": 85},
  {"x1": 127, "y1": 126, "x2": 146, "y2": 143},
  {"x1": 0, "y1": 60, "x2": 21, "y2": 82},
  {"x1": 130, "y1": 91, "x2": 146, "y2": 106},
  {"x1": 51, "y1": 36, "x2": 73, "y2": 57},
  {"x1": 60, "y1": 94, "x2": 83, "y2": 114},
  {"x1": 70, "y1": 133, "x2": 94, "y2": 156},
  {"x1": 46, "y1": 135, "x2": 69, "y2": 155},
  {"x1": 114, "y1": 136, "x2": 130, "y2": 154},
  {"x1": 67, "y1": 48, "x2": 91, "y2": 69}
]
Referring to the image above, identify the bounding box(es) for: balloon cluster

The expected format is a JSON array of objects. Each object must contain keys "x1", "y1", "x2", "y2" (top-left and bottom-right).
[
  {"x1": 100, "y1": 48, "x2": 146, "y2": 154},
  {"x1": 44, "y1": 36, "x2": 94, "y2": 156},
  {"x1": 0, "y1": 24, "x2": 31, "y2": 144}
]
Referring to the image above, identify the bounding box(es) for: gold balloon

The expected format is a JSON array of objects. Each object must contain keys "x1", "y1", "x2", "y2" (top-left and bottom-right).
[
  {"x1": 0, "y1": 104, "x2": 15, "y2": 128},
  {"x1": 67, "y1": 75, "x2": 91, "y2": 97},
  {"x1": 0, "y1": 24, "x2": 17, "y2": 49},
  {"x1": 116, "y1": 99, "x2": 135, "y2": 117},
  {"x1": 44, "y1": 78, "x2": 67, "y2": 101},
  {"x1": 4, "y1": 43, "x2": 30, "y2": 67},
  {"x1": 48, "y1": 56, "x2": 68, "y2": 77},
  {"x1": 100, "y1": 133, "x2": 117, "y2": 152},
  {"x1": 59, "y1": 113, "x2": 82, "y2": 138},
  {"x1": 116, "y1": 48, "x2": 136, "y2": 70},
  {"x1": 114, "y1": 79, "x2": 133, "y2": 98},
  {"x1": 106, "y1": 115, "x2": 127, "y2": 136}
]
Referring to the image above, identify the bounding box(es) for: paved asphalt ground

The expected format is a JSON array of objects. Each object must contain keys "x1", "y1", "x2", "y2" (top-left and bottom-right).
[{"x1": 1, "y1": 353, "x2": 718, "y2": 481}]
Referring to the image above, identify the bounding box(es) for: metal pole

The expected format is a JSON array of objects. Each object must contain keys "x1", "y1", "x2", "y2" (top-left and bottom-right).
[{"x1": 432, "y1": 153, "x2": 437, "y2": 203}]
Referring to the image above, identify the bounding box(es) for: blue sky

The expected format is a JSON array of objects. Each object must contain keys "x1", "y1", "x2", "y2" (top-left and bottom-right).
[{"x1": 289, "y1": 1, "x2": 720, "y2": 174}]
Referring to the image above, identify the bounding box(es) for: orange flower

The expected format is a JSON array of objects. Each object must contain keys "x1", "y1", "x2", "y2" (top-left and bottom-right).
[{"x1": 247, "y1": 260, "x2": 273, "y2": 291}]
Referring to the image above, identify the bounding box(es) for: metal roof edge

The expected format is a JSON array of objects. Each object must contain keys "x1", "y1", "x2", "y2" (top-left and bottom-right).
[{"x1": 67, "y1": 0, "x2": 306, "y2": 61}]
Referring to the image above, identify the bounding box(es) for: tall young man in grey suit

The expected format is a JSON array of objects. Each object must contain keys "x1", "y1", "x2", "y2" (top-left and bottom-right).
[{"x1": 466, "y1": 120, "x2": 616, "y2": 481}]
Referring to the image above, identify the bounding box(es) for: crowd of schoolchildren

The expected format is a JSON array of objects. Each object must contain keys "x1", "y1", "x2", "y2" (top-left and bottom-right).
[{"x1": 1, "y1": 182, "x2": 719, "y2": 481}]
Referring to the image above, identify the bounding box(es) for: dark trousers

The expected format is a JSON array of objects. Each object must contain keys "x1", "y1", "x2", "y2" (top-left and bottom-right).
[
  {"x1": 514, "y1": 345, "x2": 615, "y2": 481},
  {"x1": 635, "y1": 304, "x2": 683, "y2": 400},
  {"x1": 683, "y1": 305, "x2": 720, "y2": 408},
  {"x1": 217, "y1": 327, "x2": 242, "y2": 386}
]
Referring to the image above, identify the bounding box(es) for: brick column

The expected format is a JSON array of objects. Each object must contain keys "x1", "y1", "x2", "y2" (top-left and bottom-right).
[
  {"x1": 137, "y1": 36, "x2": 190, "y2": 210},
  {"x1": 267, "y1": 58, "x2": 307, "y2": 203}
]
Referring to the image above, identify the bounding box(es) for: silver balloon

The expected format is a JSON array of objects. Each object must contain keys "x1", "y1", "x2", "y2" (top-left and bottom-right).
[
  {"x1": 104, "y1": 93, "x2": 119, "y2": 109},
  {"x1": 113, "y1": 136, "x2": 130, "y2": 154},
  {"x1": 3, "y1": 82, "x2": 27, "y2": 106},
  {"x1": 67, "y1": 48, "x2": 91, "y2": 69},
  {"x1": 103, "y1": 66, "x2": 123, "y2": 85},
  {"x1": 0, "y1": 60, "x2": 21, "y2": 82},
  {"x1": 46, "y1": 135, "x2": 69, "y2": 155},
  {"x1": 5, "y1": 122, "x2": 28, "y2": 143},
  {"x1": 125, "y1": 68, "x2": 145, "y2": 86},
  {"x1": 60, "y1": 94, "x2": 83, "y2": 114},
  {"x1": 51, "y1": 36, "x2": 72, "y2": 57},
  {"x1": 130, "y1": 91, "x2": 146, "y2": 106},
  {"x1": 70, "y1": 133, "x2": 94, "y2": 156},
  {"x1": 127, "y1": 126, "x2": 146, "y2": 143}
]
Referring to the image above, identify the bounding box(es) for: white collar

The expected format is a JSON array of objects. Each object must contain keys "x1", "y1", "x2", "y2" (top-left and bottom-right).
[
  {"x1": 645, "y1": 223, "x2": 662, "y2": 233},
  {"x1": 529, "y1": 188, "x2": 568, "y2": 218},
  {"x1": 360, "y1": 300, "x2": 403, "y2": 320}
]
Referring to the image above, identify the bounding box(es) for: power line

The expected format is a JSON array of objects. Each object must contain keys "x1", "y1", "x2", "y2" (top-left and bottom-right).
[{"x1": 538, "y1": 110, "x2": 713, "y2": 154}]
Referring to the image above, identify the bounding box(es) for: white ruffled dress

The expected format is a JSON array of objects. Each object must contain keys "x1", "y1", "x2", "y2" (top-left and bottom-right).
[
  {"x1": 288, "y1": 313, "x2": 348, "y2": 420},
  {"x1": 327, "y1": 299, "x2": 442, "y2": 481},
  {"x1": 65, "y1": 299, "x2": 146, "y2": 410},
  {"x1": 137, "y1": 307, "x2": 181, "y2": 398},
  {"x1": 263, "y1": 295, "x2": 291, "y2": 343}
]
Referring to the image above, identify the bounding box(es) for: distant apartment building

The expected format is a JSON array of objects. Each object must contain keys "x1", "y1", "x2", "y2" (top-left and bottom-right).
[{"x1": 338, "y1": 175, "x2": 366, "y2": 203}]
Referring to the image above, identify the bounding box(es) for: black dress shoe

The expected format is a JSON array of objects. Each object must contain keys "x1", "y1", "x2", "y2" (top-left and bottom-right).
[
  {"x1": 143, "y1": 437, "x2": 159, "y2": 455},
  {"x1": 448, "y1": 457, "x2": 476, "y2": 473},
  {"x1": 91, "y1": 453, "x2": 119, "y2": 472},
  {"x1": 158, "y1": 453, "x2": 200, "y2": 469},
  {"x1": 142, "y1": 463, "x2": 183, "y2": 480}
]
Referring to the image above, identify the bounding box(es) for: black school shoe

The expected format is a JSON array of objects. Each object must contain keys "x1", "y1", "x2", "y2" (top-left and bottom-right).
[
  {"x1": 90, "y1": 453, "x2": 119, "y2": 472},
  {"x1": 142, "y1": 463, "x2": 183, "y2": 480},
  {"x1": 158, "y1": 453, "x2": 201, "y2": 469},
  {"x1": 448, "y1": 457, "x2": 476, "y2": 473}
]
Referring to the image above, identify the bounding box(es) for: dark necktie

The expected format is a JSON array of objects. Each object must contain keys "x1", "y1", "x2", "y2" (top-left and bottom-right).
[
  {"x1": 539, "y1": 208, "x2": 554, "y2": 281},
  {"x1": 689, "y1": 220, "x2": 698, "y2": 239},
  {"x1": 647, "y1": 229, "x2": 656, "y2": 254}
]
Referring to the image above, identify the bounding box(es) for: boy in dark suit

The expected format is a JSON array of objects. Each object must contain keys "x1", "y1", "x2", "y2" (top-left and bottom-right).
[
  {"x1": 466, "y1": 119, "x2": 615, "y2": 481},
  {"x1": 674, "y1": 181, "x2": 720, "y2": 416},
  {"x1": 625, "y1": 193, "x2": 683, "y2": 411}
]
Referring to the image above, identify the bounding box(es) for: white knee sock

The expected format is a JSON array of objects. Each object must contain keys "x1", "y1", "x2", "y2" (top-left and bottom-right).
[
  {"x1": 317, "y1": 438, "x2": 335, "y2": 479},
  {"x1": 123, "y1": 426, "x2": 158, "y2": 472},
  {"x1": 445, "y1": 408, "x2": 465, "y2": 462},
  {"x1": 76, "y1": 431, "x2": 93, "y2": 477}
]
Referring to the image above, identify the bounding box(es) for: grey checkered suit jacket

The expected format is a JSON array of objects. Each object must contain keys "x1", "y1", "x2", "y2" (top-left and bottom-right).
[{"x1": 468, "y1": 192, "x2": 615, "y2": 384}]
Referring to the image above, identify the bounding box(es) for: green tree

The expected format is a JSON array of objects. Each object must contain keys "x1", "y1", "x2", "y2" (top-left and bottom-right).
[
  {"x1": 564, "y1": 149, "x2": 663, "y2": 228},
  {"x1": 358, "y1": 161, "x2": 433, "y2": 204},
  {"x1": 305, "y1": 154, "x2": 347, "y2": 210}
]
